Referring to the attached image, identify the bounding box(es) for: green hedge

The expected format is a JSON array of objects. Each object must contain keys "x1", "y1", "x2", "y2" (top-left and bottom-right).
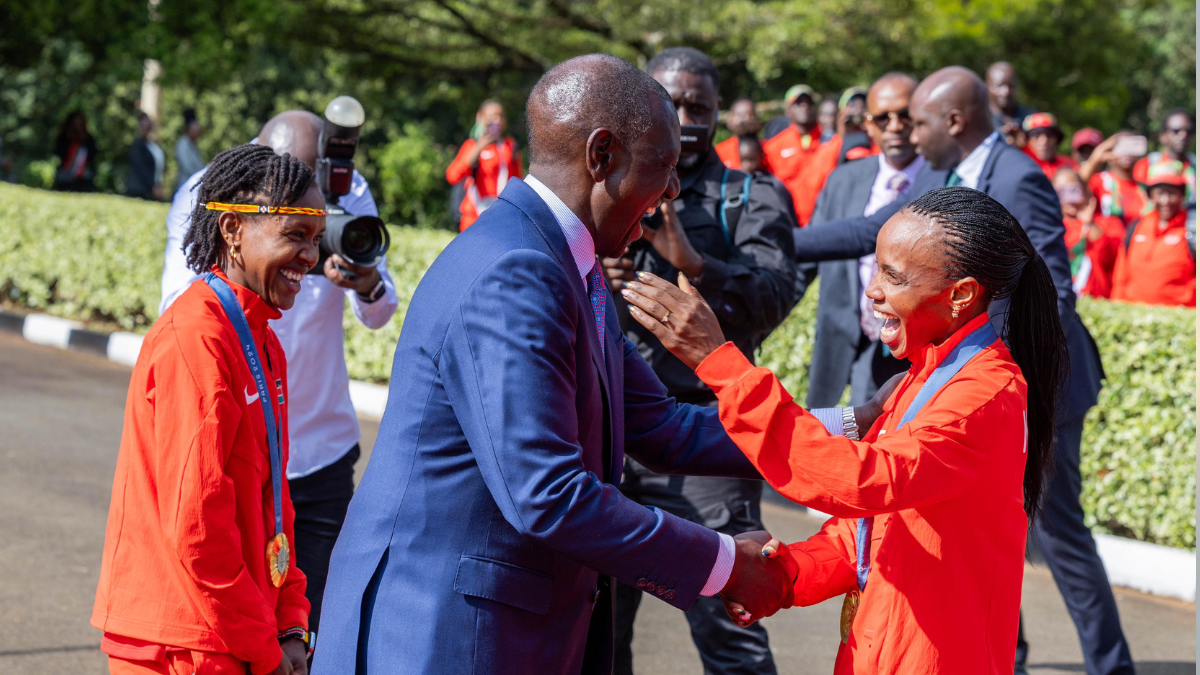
[{"x1": 1, "y1": 183, "x2": 1194, "y2": 549}]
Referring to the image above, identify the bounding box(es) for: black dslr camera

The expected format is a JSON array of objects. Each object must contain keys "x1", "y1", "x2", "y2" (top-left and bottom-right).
[{"x1": 308, "y1": 96, "x2": 391, "y2": 277}]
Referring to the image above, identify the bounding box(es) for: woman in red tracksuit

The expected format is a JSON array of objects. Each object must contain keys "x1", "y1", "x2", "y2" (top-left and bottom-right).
[
  {"x1": 446, "y1": 100, "x2": 524, "y2": 231},
  {"x1": 93, "y1": 144, "x2": 325, "y2": 675},
  {"x1": 621, "y1": 187, "x2": 1067, "y2": 673}
]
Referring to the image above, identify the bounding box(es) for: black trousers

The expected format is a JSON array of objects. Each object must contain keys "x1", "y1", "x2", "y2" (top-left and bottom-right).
[
  {"x1": 1017, "y1": 419, "x2": 1134, "y2": 675},
  {"x1": 288, "y1": 444, "x2": 360, "y2": 637}
]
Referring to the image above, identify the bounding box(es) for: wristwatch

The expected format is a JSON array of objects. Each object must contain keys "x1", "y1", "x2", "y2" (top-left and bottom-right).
[
  {"x1": 841, "y1": 407, "x2": 860, "y2": 441},
  {"x1": 357, "y1": 278, "x2": 386, "y2": 304}
]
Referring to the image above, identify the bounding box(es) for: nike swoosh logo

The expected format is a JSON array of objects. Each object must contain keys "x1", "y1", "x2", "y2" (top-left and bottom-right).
[{"x1": 245, "y1": 387, "x2": 260, "y2": 405}]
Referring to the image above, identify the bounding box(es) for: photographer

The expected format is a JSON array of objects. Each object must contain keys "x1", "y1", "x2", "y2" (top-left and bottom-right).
[
  {"x1": 160, "y1": 107, "x2": 398, "y2": 639},
  {"x1": 603, "y1": 47, "x2": 796, "y2": 675}
]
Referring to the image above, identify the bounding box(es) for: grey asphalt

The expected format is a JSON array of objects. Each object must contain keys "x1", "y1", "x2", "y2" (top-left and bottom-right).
[{"x1": 0, "y1": 333, "x2": 1193, "y2": 674}]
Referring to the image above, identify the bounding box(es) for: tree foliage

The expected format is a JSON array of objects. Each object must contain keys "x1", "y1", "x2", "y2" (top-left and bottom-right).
[{"x1": 0, "y1": 0, "x2": 1193, "y2": 224}]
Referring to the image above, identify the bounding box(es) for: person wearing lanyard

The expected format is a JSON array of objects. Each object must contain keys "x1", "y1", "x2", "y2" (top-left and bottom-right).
[
  {"x1": 161, "y1": 110, "x2": 399, "y2": 640},
  {"x1": 446, "y1": 99, "x2": 525, "y2": 230},
  {"x1": 621, "y1": 187, "x2": 1069, "y2": 673},
  {"x1": 94, "y1": 144, "x2": 320, "y2": 675}
]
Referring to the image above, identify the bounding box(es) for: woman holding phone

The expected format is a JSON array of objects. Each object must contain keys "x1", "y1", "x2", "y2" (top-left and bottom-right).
[
  {"x1": 621, "y1": 187, "x2": 1067, "y2": 673},
  {"x1": 446, "y1": 100, "x2": 524, "y2": 230},
  {"x1": 93, "y1": 144, "x2": 325, "y2": 675}
]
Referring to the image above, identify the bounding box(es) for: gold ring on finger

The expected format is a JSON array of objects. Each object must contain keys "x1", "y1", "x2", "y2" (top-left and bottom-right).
[{"x1": 662, "y1": 311, "x2": 671, "y2": 324}]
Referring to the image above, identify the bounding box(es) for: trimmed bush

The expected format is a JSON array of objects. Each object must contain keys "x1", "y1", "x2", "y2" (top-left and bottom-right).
[{"x1": 0, "y1": 183, "x2": 1193, "y2": 548}]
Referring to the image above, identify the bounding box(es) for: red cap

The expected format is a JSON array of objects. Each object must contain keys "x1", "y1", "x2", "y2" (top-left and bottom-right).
[
  {"x1": 1144, "y1": 159, "x2": 1188, "y2": 188},
  {"x1": 1071, "y1": 127, "x2": 1104, "y2": 151},
  {"x1": 1022, "y1": 112, "x2": 1061, "y2": 135}
]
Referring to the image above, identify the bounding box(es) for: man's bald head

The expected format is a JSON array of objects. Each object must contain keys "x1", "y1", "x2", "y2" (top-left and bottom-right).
[
  {"x1": 986, "y1": 61, "x2": 1019, "y2": 114},
  {"x1": 526, "y1": 54, "x2": 673, "y2": 166},
  {"x1": 258, "y1": 111, "x2": 322, "y2": 169},
  {"x1": 909, "y1": 66, "x2": 995, "y2": 170}
]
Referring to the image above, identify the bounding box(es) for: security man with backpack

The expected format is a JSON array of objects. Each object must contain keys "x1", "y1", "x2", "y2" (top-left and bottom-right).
[{"x1": 600, "y1": 47, "x2": 797, "y2": 675}]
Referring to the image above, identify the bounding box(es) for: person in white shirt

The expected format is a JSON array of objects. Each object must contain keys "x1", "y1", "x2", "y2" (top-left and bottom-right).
[{"x1": 160, "y1": 109, "x2": 398, "y2": 637}]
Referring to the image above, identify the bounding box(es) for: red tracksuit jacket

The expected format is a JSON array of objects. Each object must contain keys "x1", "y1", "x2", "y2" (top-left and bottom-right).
[
  {"x1": 92, "y1": 267, "x2": 308, "y2": 675},
  {"x1": 695, "y1": 312, "x2": 1028, "y2": 674}
]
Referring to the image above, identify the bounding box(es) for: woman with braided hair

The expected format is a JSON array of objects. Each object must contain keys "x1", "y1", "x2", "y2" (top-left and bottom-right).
[
  {"x1": 93, "y1": 143, "x2": 325, "y2": 675},
  {"x1": 621, "y1": 186, "x2": 1067, "y2": 673}
]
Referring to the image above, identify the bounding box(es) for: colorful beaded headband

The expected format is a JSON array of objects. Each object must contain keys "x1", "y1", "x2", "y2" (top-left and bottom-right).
[{"x1": 205, "y1": 202, "x2": 329, "y2": 216}]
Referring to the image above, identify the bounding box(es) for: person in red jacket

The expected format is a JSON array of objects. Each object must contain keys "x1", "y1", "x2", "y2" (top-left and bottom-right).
[
  {"x1": 1112, "y1": 159, "x2": 1196, "y2": 307},
  {"x1": 1053, "y1": 167, "x2": 1124, "y2": 298},
  {"x1": 446, "y1": 100, "x2": 524, "y2": 231},
  {"x1": 621, "y1": 187, "x2": 1067, "y2": 674},
  {"x1": 1082, "y1": 132, "x2": 1148, "y2": 229},
  {"x1": 1022, "y1": 112, "x2": 1077, "y2": 180},
  {"x1": 93, "y1": 144, "x2": 322, "y2": 675},
  {"x1": 763, "y1": 85, "x2": 825, "y2": 217}
]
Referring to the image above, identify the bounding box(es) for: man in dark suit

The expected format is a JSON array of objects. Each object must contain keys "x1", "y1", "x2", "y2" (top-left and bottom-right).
[
  {"x1": 804, "y1": 73, "x2": 921, "y2": 409},
  {"x1": 313, "y1": 55, "x2": 804, "y2": 675},
  {"x1": 792, "y1": 66, "x2": 1133, "y2": 675}
]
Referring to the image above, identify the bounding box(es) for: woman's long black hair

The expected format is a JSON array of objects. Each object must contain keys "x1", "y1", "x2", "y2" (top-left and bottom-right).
[
  {"x1": 903, "y1": 187, "x2": 1068, "y2": 518},
  {"x1": 183, "y1": 143, "x2": 315, "y2": 273}
]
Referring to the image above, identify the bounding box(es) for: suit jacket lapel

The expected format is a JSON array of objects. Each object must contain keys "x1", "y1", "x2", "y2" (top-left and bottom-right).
[
  {"x1": 846, "y1": 161, "x2": 879, "y2": 294},
  {"x1": 976, "y1": 142, "x2": 1005, "y2": 194}
]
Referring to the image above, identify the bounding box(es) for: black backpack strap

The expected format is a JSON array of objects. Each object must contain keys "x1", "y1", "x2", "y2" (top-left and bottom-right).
[{"x1": 719, "y1": 168, "x2": 753, "y2": 245}]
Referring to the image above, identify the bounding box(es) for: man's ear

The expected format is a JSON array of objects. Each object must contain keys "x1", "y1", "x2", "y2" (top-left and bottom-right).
[
  {"x1": 586, "y1": 128, "x2": 617, "y2": 183},
  {"x1": 945, "y1": 109, "x2": 966, "y2": 138}
]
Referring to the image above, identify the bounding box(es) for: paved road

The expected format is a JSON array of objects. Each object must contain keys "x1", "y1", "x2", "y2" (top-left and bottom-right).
[{"x1": 0, "y1": 333, "x2": 1194, "y2": 674}]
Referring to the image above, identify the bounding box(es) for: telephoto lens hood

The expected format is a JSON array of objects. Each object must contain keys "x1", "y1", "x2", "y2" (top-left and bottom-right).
[{"x1": 307, "y1": 208, "x2": 391, "y2": 275}]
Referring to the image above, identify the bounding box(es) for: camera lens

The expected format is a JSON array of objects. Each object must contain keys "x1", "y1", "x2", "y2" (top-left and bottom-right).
[
  {"x1": 307, "y1": 212, "x2": 391, "y2": 274},
  {"x1": 343, "y1": 221, "x2": 381, "y2": 259}
]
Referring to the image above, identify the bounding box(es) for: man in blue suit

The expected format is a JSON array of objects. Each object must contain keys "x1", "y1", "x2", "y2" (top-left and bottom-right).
[
  {"x1": 313, "y1": 55, "x2": 817, "y2": 675},
  {"x1": 792, "y1": 66, "x2": 1132, "y2": 675}
]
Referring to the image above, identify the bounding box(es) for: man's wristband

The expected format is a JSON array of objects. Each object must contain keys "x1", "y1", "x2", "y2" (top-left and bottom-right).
[{"x1": 357, "y1": 278, "x2": 386, "y2": 304}]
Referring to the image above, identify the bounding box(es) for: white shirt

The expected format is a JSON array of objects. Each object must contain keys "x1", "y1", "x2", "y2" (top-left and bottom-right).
[
  {"x1": 161, "y1": 167, "x2": 399, "y2": 478},
  {"x1": 951, "y1": 131, "x2": 1001, "y2": 190},
  {"x1": 859, "y1": 154, "x2": 925, "y2": 319},
  {"x1": 523, "y1": 176, "x2": 737, "y2": 597}
]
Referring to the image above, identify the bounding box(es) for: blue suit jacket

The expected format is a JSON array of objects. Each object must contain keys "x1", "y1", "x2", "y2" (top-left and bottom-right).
[
  {"x1": 793, "y1": 141, "x2": 1103, "y2": 421},
  {"x1": 313, "y1": 178, "x2": 759, "y2": 675}
]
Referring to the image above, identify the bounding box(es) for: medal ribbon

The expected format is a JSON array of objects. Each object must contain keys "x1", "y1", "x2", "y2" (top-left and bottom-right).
[
  {"x1": 204, "y1": 273, "x2": 285, "y2": 541},
  {"x1": 853, "y1": 319, "x2": 999, "y2": 591}
]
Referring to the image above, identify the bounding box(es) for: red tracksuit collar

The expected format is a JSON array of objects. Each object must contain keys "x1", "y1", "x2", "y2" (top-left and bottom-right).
[
  {"x1": 208, "y1": 265, "x2": 282, "y2": 329},
  {"x1": 912, "y1": 312, "x2": 993, "y2": 377}
]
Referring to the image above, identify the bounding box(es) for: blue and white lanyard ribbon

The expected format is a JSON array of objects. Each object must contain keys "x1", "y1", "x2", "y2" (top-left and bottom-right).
[
  {"x1": 854, "y1": 320, "x2": 999, "y2": 591},
  {"x1": 204, "y1": 273, "x2": 284, "y2": 539}
]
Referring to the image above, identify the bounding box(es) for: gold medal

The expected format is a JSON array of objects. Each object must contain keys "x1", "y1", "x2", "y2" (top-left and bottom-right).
[
  {"x1": 839, "y1": 589, "x2": 860, "y2": 644},
  {"x1": 267, "y1": 532, "x2": 290, "y2": 587}
]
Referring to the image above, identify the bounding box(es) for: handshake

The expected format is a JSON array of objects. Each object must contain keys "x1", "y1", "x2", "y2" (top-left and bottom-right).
[{"x1": 718, "y1": 531, "x2": 795, "y2": 626}]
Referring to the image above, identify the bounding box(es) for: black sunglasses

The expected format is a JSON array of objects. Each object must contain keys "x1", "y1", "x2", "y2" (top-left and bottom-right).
[{"x1": 864, "y1": 109, "x2": 912, "y2": 129}]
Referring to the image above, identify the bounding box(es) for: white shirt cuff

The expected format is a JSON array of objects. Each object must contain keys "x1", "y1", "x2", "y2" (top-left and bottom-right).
[
  {"x1": 699, "y1": 532, "x2": 737, "y2": 596},
  {"x1": 809, "y1": 407, "x2": 847, "y2": 437}
]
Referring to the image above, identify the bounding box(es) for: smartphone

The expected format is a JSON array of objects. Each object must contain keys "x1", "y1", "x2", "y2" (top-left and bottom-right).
[
  {"x1": 1113, "y1": 135, "x2": 1147, "y2": 158},
  {"x1": 486, "y1": 122, "x2": 502, "y2": 138},
  {"x1": 679, "y1": 124, "x2": 709, "y2": 154}
]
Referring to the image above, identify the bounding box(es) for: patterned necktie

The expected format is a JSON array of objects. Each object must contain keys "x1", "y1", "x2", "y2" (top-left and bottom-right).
[
  {"x1": 586, "y1": 260, "x2": 608, "y2": 359},
  {"x1": 946, "y1": 170, "x2": 963, "y2": 187},
  {"x1": 860, "y1": 173, "x2": 913, "y2": 341}
]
